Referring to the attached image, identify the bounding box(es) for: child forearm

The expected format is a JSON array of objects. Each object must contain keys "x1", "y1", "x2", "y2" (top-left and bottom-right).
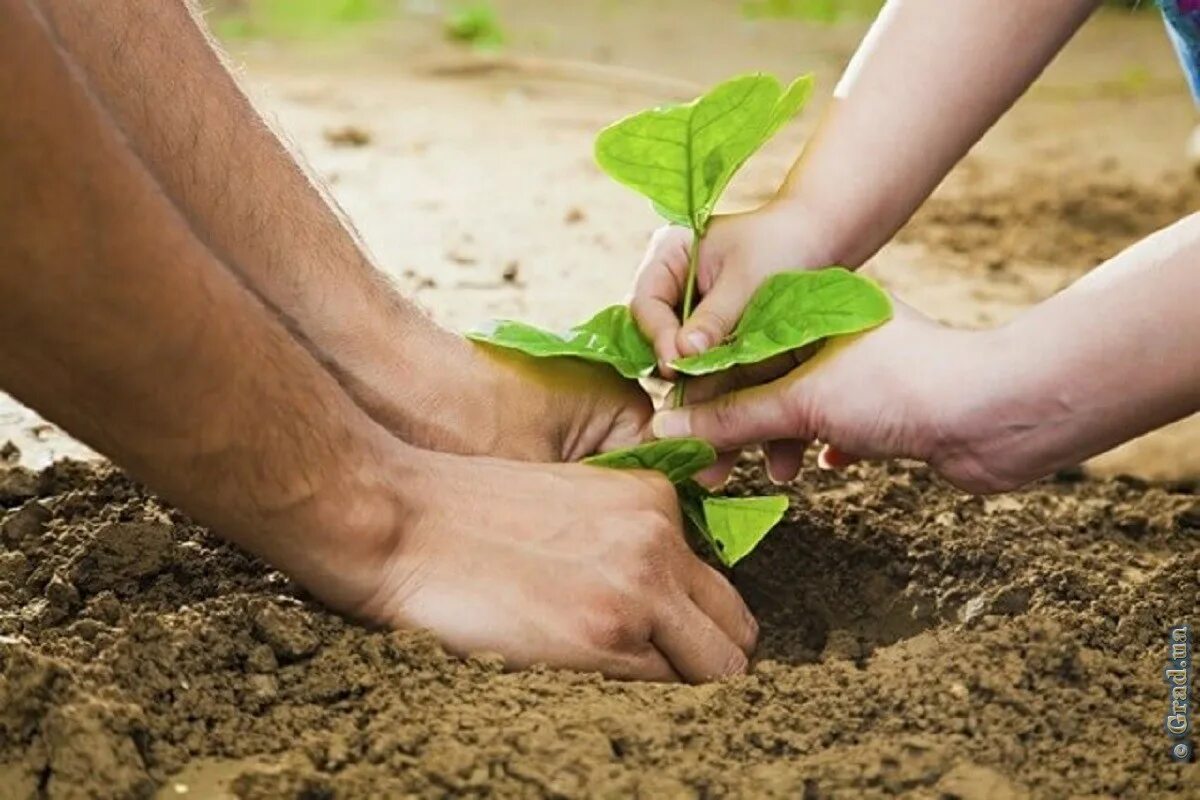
[
  {"x1": 775, "y1": 0, "x2": 1100, "y2": 267},
  {"x1": 944, "y1": 214, "x2": 1200, "y2": 488}
]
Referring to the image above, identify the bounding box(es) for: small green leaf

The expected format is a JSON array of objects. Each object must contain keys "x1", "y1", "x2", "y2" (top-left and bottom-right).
[
  {"x1": 595, "y1": 73, "x2": 813, "y2": 232},
  {"x1": 673, "y1": 268, "x2": 892, "y2": 375},
  {"x1": 703, "y1": 495, "x2": 789, "y2": 567},
  {"x1": 677, "y1": 479, "x2": 715, "y2": 546},
  {"x1": 741, "y1": 0, "x2": 884, "y2": 23},
  {"x1": 445, "y1": 2, "x2": 505, "y2": 50},
  {"x1": 467, "y1": 305, "x2": 656, "y2": 380},
  {"x1": 676, "y1": 481, "x2": 788, "y2": 567},
  {"x1": 583, "y1": 439, "x2": 716, "y2": 484}
]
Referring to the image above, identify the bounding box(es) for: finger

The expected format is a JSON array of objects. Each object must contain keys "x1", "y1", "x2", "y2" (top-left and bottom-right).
[
  {"x1": 631, "y1": 227, "x2": 691, "y2": 375},
  {"x1": 765, "y1": 440, "x2": 807, "y2": 483},
  {"x1": 695, "y1": 450, "x2": 738, "y2": 490},
  {"x1": 817, "y1": 444, "x2": 861, "y2": 470},
  {"x1": 688, "y1": 562, "x2": 758, "y2": 655},
  {"x1": 631, "y1": 295, "x2": 683, "y2": 379},
  {"x1": 652, "y1": 594, "x2": 749, "y2": 683},
  {"x1": 676, "y1": 272, "x2": 754, "y2": 357},
  {"x1": 601, "y1": 646, "x2": 683, "y2": 683},
  {"x1": 653, "y1": 375, "x2": 800, "y2": 452}
]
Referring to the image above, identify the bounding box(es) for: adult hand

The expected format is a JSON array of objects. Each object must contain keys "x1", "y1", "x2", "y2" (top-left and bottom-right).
[
  {"x1": 336, "y1": 447, "x2": 758, "y2": 683},
  {"x1": 353, "y1": 329, "x2": 655, "y2": 465}
]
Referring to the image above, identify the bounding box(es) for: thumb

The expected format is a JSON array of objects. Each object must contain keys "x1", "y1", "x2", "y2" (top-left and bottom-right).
[
  {"x1": 652, "y1": 380, "x2": 797, "y2": 452},
  {"x1": 676, "y1": 272, "x2": 753, "y2": 357}
]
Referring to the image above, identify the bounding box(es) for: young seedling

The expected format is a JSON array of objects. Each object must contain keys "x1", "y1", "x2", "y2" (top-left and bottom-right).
[{"x1": 469, "y1": 73, "x2": 893, "y2": 566}]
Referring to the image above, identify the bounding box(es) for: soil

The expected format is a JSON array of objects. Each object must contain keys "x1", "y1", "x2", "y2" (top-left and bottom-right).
[
  {"x1": 2, "y1": 455, "x2": 1199, "y2": 799},
  {"x1": 2, "y1": 2, "x2": 1199, "y2": 798}
]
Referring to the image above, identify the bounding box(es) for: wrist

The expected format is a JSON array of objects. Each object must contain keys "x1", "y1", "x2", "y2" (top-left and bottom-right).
[
  {"x1": 336, "y1": 311, "x2": 511, "y2": 457},
  {"x1": 928, "y1": 324, "x2": 1073, "y2": 493},
  {"x1": 261, "y1": 431, "x2": 429, "y2": 619},
  {"x1": 761, "y1": 191, "x2": 867, "y2": 270}
]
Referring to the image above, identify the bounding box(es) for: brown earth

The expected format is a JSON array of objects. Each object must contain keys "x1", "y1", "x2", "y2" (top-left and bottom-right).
[
  {"x1": 2, "y1": 2, "x2": 1200, "y2": 798},
  {"x1": 1, "y1": 454, "x2": 1199, "y2": 799}
]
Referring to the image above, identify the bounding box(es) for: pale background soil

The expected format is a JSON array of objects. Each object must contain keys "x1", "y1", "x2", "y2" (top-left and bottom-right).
[
  {"x1": 0, "y1": 0, "x2": 1197, "y2": 480},
  {"x1": 2, "y1": 3, "x2": 1200, "y2": 798}
]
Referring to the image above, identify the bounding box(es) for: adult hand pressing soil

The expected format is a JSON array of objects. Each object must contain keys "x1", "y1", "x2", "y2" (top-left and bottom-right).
[
  {"x1": 636, "y1": 0, "x2": 1200, "y2": 492},
  {"x1": 0, "y1": 1, "x2": 754, "y2": 682},
  {"x1": 356, "y1": 453, "x2": 756, "y2": 681}
]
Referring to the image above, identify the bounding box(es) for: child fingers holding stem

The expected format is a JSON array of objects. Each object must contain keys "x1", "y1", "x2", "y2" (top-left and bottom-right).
[{"x1": 635, "y1": 0, "x2": 1200, "y2": 492}]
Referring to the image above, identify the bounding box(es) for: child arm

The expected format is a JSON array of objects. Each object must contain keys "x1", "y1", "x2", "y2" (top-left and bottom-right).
[{"x1": 633, "y1": 0, "x2": 1102, "y2": 360}]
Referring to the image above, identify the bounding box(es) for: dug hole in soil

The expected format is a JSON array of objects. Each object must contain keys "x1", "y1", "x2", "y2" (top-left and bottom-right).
[
  {"x1": 4, "y1": 9, "x2": 1200, "y2": 795},
  {"x1": 1, "y1": 440, "x2": 1198, "y2": 798}
]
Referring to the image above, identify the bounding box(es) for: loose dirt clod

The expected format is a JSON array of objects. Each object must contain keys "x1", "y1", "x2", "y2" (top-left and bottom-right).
[
  {"x1": 0, "y1": 457, "x2": 1196, "y2": 798},
  {"x1": 322, "y1": 126, "x2": 371, "y2": 148}
]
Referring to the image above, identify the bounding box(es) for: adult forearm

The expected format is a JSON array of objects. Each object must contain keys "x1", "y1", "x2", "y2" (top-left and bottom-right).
[
  {"x1": 946, "y1": 214, "x2": 1200, "y2": 488},
  {"x1": 37, "y1": 0, "x2": 486, "y2": 448},
  {"x1": 0, "y1": 0, "x2": 409, "y2": 609},
  {"x1": 776, "y1": 0, "x2": 1099, "y2": 267}
]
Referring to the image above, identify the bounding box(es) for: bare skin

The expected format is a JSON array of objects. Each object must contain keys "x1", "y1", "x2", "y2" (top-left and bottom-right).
[
  {"x1": 38, "y1": 0, "x2": 647, "y2": 464},
  {"x1": 633, "y1": 0, "x2": 1200, "y2": 492},
  {"x1": 0, "y1": 0, "x2": 756, "y2": 683},
  {"x1": 652, "y1": 217, "x2": 1200, "y2": 493}
]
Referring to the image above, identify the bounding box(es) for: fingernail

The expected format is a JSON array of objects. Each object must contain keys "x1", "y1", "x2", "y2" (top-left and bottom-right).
[
  {"x1": 816, "y1": 446, "x2": 833, "y2": 470},
  {"x1": 652, "y1": 410, "x2": 691, "y2": 439},
  {"x1": 685, "y1": 331, "x2": 710, "y2": 354}
]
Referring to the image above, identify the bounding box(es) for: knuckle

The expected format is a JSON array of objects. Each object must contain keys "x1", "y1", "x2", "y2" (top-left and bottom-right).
[
  {"x1": 629, "y1": 296, "x2": 654, "y2": 327},
  {"x1": 626, "y1": 509, "x2": 675, "y2": 552},
  {"x1": 648, "y1": 224, "x2": 687, "y2": 253},
  {"x1": 581, "y1": 596, "x2": 642, "y2": 651},
  {"x1": 634, "y1": 471, "x2": 675, "y2": 501},
  {"x1": 697, "y1": 308, "x2": 734, "y2": 337},
  {"x1": 709, "y1": 395, "x2": 742, "y2": 433}
]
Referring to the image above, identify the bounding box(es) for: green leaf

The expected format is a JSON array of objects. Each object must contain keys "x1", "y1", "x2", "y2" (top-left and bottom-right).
[
  {"x1": 741, "y1": 0, "x2": 884, "y2": 23},
  {"x1": 676, "y1": 481, "x2": 788, "y2": 567},
  {"x1": 702, "y1": 495, "x2": 789, "y2": 567},
  {"x1": 583, "y1": 438, "x2": 716, "y2": 484},
  {"x1": 673, "y1": 268, "x2": 892, "y2": 376},
  {"x1": 445, "y1": 2, "x2": 505, "y2": 50},
  {"x1": 677, "y1": 479, "x2": 714, "y2": 545},
  {"x1": 467, "y1": 305, "x2": 656, "y2": 380},
  {"x1": 595, "y1": 73, "x2": 814, "y2": 232}
]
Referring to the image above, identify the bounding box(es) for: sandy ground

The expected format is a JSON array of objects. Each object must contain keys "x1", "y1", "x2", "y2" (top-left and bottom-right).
[
  {"x1": 0, "y1": 0, "x2": 1197, "y2": 479},
  {"x1": 2, "y1": 3, "x2": 1200, "y2": 798}
]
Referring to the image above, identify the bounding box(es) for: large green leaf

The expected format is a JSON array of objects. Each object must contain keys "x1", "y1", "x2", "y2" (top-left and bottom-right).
[
  {"x1": 673, "y1": 268, "x2": 892, "y2": 376},
  {"x1": 583, "y1": 438, "x2": 716, "y2": 484},
  {"x1": 595, "y1": 73, "x2": 813, "y2": 232},
  {"x1": 467, "y1": 305, "x2": 656, "y2": 380},
  {"x1": 702, "y1": 495, "x2": 789, "y2": 567}
]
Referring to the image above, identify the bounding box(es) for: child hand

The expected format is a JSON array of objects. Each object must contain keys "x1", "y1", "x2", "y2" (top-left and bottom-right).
[
  {"x1": 630, "y1": 203, "x2": 830, "y2": 376},
  {"x1": 650, "y1": 300, "x2": 1010, "y2": 494}
]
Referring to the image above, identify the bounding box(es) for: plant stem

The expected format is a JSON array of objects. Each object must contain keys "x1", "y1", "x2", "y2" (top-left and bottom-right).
[
  {"x1": 674, "y1": 228, "x2": 702, "y2": 408},
  {"x1": 681, "y1": 229, "x2": 701, "y2": 322}
]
